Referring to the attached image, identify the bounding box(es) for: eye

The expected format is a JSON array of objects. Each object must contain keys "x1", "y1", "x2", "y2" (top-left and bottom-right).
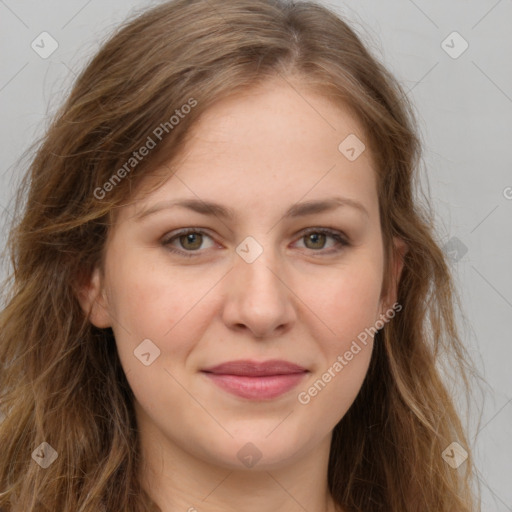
[
  {"x1": 162, "y1": 228, "x2": 215, "y2": 257},
  {"x1": 293, "y1": 228, "x2": 349, "y2": 254},
  {"x1": 161, "y1": 227, "x2": 349, "y2": 258}
]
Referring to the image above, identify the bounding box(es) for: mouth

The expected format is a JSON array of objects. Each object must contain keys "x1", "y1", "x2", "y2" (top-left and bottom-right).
[{"x1": 201, "y1": 359, "x2": 309, "y2": 400}]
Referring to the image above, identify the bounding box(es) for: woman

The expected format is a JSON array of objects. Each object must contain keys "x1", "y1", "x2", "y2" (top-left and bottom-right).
[{"x1": 0, "y1": 0, "x2": 481, "y2": 510}]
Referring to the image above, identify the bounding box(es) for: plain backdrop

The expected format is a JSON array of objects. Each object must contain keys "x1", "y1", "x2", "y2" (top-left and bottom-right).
[{"x1": 1, "y1": 0, "x2": 511, "y2": 509}]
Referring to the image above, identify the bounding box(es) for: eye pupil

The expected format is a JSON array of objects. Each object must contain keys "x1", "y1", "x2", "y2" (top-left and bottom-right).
[
  {"x1": 305, "y1": 232, "x2": 326, "y2": 249},
  {"x1": 180, "y1": 233, "x2": 202, "y2": 250}
]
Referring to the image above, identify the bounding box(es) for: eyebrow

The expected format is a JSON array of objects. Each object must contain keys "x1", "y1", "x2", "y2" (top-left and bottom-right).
[{"x1": 134, "y1": 196, "x2": 369, "y2": 221}]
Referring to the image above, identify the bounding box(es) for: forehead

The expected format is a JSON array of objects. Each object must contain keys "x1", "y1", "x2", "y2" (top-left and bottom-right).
[
  {"x1": 124, "y1": 79, "x2": 379, "y2": 223},
  {"x1": 180, "y1": 79, "x2": 372, "y2": 165}
]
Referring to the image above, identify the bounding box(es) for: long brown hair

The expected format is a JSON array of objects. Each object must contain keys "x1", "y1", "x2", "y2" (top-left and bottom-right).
[{"x1": 0, "y1": 0, "x2": 482, "y2": 510}]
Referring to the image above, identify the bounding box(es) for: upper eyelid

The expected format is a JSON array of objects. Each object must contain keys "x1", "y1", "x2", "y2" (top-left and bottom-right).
[{"x1": 161, "y1": 228, "x2": 215, "y2": 244}]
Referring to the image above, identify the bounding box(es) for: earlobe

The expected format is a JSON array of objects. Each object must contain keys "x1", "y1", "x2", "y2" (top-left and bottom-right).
[{"x1": 76, "y1": 266, "x2": 112, "y2": 328}]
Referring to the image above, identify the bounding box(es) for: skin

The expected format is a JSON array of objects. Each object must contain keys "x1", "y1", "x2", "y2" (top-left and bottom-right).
[{"x1": 79, "y1": 77, "x2": 406, "y2": 512}]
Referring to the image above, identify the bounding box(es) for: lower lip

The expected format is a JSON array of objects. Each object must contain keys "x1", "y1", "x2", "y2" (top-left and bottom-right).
[{"x1": 202, "y1": 372, "x2": 307, "y2": 400}]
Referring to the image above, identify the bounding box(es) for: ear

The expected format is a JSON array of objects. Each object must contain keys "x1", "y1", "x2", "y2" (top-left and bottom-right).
[
  {"x1": 381, "y1": 236, "x2": 408, "y2": 311},
  {"x1": 76, "y1": 266, "x2": 112, "y2": 328}
]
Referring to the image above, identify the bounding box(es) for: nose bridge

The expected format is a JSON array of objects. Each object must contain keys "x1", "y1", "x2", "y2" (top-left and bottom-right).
[
  {"x1": 234, "y1": 235, "x2": 284, "y2": 301},
  {"x1": 222, "y1": 235, "x2": 295, "y2": 337},
  {"x1": 238, "y1": 248, "x2": 280, "y2": 294}
]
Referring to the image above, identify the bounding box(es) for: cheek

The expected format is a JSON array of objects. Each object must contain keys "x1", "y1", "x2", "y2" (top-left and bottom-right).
[
  {"x1": 104, "y1": 257, "x2": 207, "y2": 415},
  {"x1": 300, "y1": 258, "x2": 383, "y2": 418},
  {"x1": 104, "y1": 250, "x2": 222, "y2": 382},
  {"x1": 296, "y1": 268, "x2": 380, "y2": 421},
  {"x1": 312, "y1": 260, "x2": 383, "y2": 350},
  {"x1": 105, "y1": 249, "x2": 205, "y2": 337}
]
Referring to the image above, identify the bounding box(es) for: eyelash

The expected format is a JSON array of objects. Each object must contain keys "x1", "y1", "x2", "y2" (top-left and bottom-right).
[{"x1": 161, "y1": 227, "x2": 350, "y2": 258}]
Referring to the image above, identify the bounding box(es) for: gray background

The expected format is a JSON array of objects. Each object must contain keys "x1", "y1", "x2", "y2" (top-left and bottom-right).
[{"x1": 1, "y1": 0, "x2": 511, "y2": 509}]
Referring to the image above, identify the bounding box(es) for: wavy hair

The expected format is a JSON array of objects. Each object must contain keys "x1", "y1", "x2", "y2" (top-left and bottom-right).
[{"x1": 0, "y1": 0, "x2": 481, "y2": 510}]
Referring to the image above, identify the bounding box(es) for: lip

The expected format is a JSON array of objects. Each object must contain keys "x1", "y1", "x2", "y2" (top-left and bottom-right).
[{"x1": 201, "y1": 359, "x2": 309, "y2": 400}]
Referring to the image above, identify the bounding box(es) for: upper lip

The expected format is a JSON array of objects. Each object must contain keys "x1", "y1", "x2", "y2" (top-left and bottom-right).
[{"x1": 201, "y1": 359, "x2": 308, "y2": 376}]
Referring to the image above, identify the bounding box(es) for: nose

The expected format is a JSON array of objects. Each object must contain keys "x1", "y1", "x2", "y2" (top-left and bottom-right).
[{"x1": 221, "y1": 244, "x2": 297, "y2": 339}]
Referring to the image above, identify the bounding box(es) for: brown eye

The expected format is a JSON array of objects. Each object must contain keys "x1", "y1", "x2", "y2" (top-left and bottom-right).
[
  {"x1": 178, "y1": 232, "x2": 203, "y2": 250},
  {"x1": 294, "y1": 228, "x2": 349, "y2": 254},
  {"x1": 162, "y1": 229, "x2": 216, "y2": 256},
  {"x1": 303, "y1": 232, "x2": 327, "y2": 249}
]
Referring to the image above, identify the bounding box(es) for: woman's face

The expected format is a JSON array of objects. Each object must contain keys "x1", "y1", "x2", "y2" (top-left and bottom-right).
[{"x1": 82, "y1": 79, "x2": 404, "y2": 471}]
